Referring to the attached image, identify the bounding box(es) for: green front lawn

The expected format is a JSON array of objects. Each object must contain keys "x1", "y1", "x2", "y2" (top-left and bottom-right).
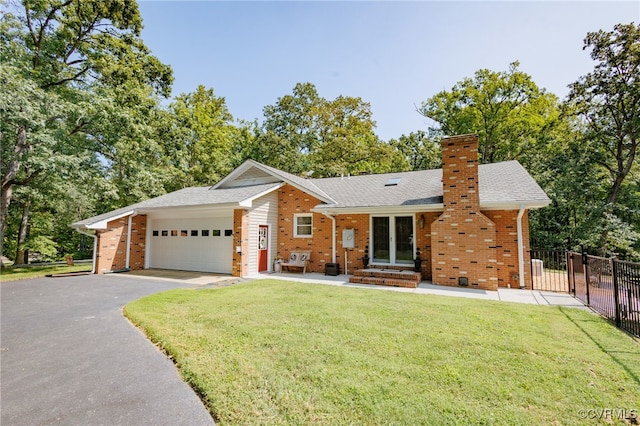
[
  {"x1": 0, "y1": 264, "x2": 92, "y2": 282},
  {"x1": 125, "y1": 280, "x2": 640, "y2": 425}
]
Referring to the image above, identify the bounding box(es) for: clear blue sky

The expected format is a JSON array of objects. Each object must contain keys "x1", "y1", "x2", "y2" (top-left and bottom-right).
[{"x1": 138, "y1": 1, "x2": 639, "y2": 141}]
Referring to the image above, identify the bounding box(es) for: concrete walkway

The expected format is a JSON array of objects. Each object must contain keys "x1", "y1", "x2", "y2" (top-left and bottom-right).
[
  {"x1": 246, "y1": 272, "x2": 587, "y2": 307},
  {"x1": 121, "y1": 269, "x2": 586, "y2": 307}
]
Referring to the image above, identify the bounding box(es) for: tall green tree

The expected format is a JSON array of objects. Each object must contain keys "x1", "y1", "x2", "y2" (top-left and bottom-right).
[
  {"x1": 77, "y1": 82, "x2": 170, "y2": 209},
  {"x1": 416, "y1": 62, "x2": 591, "y2": 252},
  {"x1": 0, "y1": 63, "x2": 68, "y2": 262},
  {"x1": 163, "y1": 85, "x2": 238, "y2": 190},
  {"x1": 389, "y1": 130, "x2": 442, "y2": 171},
  {"x1": 566, "y1": 23, "x2": 640, "y2": 255},
  {"x1": 248, "y1": 82, "x2": 320, "y2": 174},
  {"x1": 247, "y1": 82, "x2": 394, "y2": 177},
  {"x1": 418, "y1": 62, "x2": 561, "y2": 166},
  {"x1": 526, "y1": 121, "x2": 605, "y2": 250},
  {"x1": 0, "y1": 0, "x2": 172, "y2": 263},
  {"x1": 310, "y1": 95, "x2": 392, "y2": 176}
]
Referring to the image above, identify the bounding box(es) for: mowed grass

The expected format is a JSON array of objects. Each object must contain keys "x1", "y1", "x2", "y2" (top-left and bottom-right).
[
  {"x1": 0, "y1": 264, "x2": 92, "y2": 282},
  {"x1": 124, "y1": 280, "x2": 640, "y2": 425}
]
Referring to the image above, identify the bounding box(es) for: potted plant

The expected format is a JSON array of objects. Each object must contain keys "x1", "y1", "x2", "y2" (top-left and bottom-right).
[
  {"x1": 362, "y1": 245, "x2": 370, "y2": 269},
  {"x1": 273, "y1": 254, "x2": 284, "y2": 273},
  {"x1": 414, "y1": 249, "x2": 423, "y2": 272}
]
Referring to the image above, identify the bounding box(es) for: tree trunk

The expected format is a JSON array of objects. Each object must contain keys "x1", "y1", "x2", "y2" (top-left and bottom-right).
[
  {"x1": 599, "y1": 137, "x2": 637, "y2": 255},
  {"x1": 14, "y1": 200, "x2": 31, "y2": 265},
  {"x1": 1, "y1": 126, "x2": 29, "y2": 266},
  {"x1": 0, "y1": 184, "x2": 12, "y2": 267}
]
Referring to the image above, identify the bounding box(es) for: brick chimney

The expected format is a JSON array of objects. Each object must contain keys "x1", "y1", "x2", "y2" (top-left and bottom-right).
[{"x1": 431, "y1": 134, "x2": 498, "y2": 290}]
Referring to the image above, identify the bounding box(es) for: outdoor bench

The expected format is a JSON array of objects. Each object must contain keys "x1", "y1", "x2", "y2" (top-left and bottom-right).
[{"x1": 281, "y1": 251, "x2": 311, "y2": 274}]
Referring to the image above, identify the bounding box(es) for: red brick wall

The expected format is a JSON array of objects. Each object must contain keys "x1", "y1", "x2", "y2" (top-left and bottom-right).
[
  {"x1": 95, "y1": 218, "x2": 127, "y2": 273},
  {"x1": 336, "y1": 214, "x2": 369, "y2": 274},
  {"x1": 277, "y1": 185, "x2": 377, "y2": 274},
  {"x1": 277, "y1": 185, "x2": 333, "y2": 273},
  {"x1": 484, "y1": 210, "x2": 531, "y2": 289},
  {"x1": 431, "y1": 134, "x2": 499, "y2": 290},
  {"x1": 431, "y1": 212, "x2": 498, "y2": 290},
  {"x1": 95, "y1": 214, "x2": 147, "y2": 273},
  {"x1": 415, "y1": 212, "x2": 440, "y2": 280},
  {"x1": 129, "y1": 215, "x2": 146, "y2": 270},
  {"x1": 232, "y1": 209, "x2": 249, "y2": 277}
]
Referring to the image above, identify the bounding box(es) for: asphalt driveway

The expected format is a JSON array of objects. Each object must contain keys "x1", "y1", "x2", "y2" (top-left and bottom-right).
[{"x1": 1, "y1": 274, "x2": 215, "y2": 425}]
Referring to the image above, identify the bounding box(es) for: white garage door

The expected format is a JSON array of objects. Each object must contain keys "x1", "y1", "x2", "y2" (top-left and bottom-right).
[{"x1": 148, "y1": 217, "x2": 234, "y2": 273}]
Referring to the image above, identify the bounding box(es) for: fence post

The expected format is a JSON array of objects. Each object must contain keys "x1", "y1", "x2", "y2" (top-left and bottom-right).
[
  {"x1": 582, "y1": 249, "x2": 590, "y2": 306},
  {"x1": 611, "y1": 258, "x2": 621, "y2": 327},
  {"x1": 566, "y1": 251, "x2": 574, "y2": 294}
]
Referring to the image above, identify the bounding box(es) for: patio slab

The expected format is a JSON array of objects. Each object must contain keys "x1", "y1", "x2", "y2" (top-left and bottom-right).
[{"x1": 248, "y1": 272, "x2": 587, "y2": 307}]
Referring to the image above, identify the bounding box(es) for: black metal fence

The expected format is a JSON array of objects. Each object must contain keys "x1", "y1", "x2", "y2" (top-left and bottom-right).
[
  {"x1": 567, "y1": 252, "x2": 640, "y2": 338},
  {"x1": 529, "y1": 249, "x2": 569, "y2": 292}
]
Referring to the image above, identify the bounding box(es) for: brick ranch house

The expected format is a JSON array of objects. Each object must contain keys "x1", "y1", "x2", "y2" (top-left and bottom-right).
[{"x1": 71, "y1": 134, "x2": 550, "y2": 291}]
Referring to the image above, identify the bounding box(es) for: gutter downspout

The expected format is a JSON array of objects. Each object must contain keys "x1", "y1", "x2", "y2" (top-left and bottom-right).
[
  {"x1": 76, "y1": 229, "x2": 97, "y2": 274},
  {"x1": 321, "y1": 212, "x2": 337, "y2": 263},
  {"x1": 516, "y1": 205, "x2": 526, "y2": 289},
  {"x1": 125, "y1": 213, "x2": 138, "y2": 270}
]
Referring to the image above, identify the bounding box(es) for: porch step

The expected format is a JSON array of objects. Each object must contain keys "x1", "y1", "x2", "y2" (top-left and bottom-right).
[{"x1": 349, "y1": 269, "x2": 421, "y2": 288}]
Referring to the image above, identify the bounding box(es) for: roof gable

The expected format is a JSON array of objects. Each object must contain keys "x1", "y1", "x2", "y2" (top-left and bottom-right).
[
  {"x1": 217, "y1": 166, "x2": 281, "y2": 188},
  {"x1": 213, "y1": 160, "x2": 335, "y2": 204}
]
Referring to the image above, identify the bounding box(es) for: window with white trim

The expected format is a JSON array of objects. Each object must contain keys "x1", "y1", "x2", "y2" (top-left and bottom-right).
[{"x1": 294, "y1": 214, "x2": 313, "y2": 238}]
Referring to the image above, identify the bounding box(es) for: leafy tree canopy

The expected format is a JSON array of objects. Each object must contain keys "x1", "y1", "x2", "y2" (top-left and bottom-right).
[
  {"x1": 247, "y1": 82, "x2": 396, "y2": 177},
  {"x1": 162, "y1": 85, "x2": 238, "y2": 190},
  {"x1": 566, "y1": 22, "x2": 640, "y2": 255},
  {"x1": 0, "y1": 0, "x2": 173, "y2": 263},
  {"x1": 567, "y1": 22, "x2": 639, "y2": 207},
  {"x1": 418, "y1": 61, "x2": 561, "y2": 166}
]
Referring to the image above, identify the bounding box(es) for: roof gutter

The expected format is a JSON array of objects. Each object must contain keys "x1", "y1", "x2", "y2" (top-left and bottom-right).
[
  {"x1": 312, "y1": 200, "x2": 550, "y2": 216},
  {"x1": 312, "y1": 204, "x2": 444, "y2": 216},
  {"x1": 481, "y1": 200, "x2": 551, "y2": 211}
]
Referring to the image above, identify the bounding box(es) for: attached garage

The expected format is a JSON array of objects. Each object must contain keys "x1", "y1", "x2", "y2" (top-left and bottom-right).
[
  {"x1": 71, "y1": 179, "x2": 287, "y2": 277},
  {"x1": 147, "y1": 216, "x2": 234, "y2": 273}
]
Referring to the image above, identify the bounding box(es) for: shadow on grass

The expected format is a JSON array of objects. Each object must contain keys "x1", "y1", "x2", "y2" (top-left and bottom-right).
[{"x1": 560, "y1": 307, "x2": 640, "y2": 387}]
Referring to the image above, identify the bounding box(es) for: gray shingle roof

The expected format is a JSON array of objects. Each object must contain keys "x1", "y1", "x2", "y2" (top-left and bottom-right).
[
  {"x1": 477, "y1": 161, "x2": 550, "y2": 205},
  {"x1": 72, "y1": 160, "x2": 549, "y2": 229},
  {"x1": 71, "y1": 205, "x2": 140, "y2": 228},
  {"x1": 136, "y1": 183, "x2": 280, "y2": 209},
  {"x1": 312, "y1": 169, "x2": 444, "y2": 208},
  {"x1": 311, "y1": 160, "x2": 549, "y2": 210},
  {"x1": 71, "y1": 183, "x2": 281, "y2": 228}
]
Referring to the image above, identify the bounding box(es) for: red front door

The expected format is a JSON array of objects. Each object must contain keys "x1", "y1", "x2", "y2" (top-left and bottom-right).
[{"x1": 258, "y1": 225, "x2": 268, "y2": 272}]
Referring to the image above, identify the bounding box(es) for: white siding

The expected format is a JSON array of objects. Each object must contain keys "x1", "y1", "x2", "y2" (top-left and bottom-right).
[{"x1": 247, "y1": 191, "x2": 279, "y2": 274}]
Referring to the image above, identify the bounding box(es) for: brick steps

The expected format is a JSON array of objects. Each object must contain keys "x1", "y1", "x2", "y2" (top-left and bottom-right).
[{"x1": 349, "y1": 269, "x2": 421, "y2": 288}]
